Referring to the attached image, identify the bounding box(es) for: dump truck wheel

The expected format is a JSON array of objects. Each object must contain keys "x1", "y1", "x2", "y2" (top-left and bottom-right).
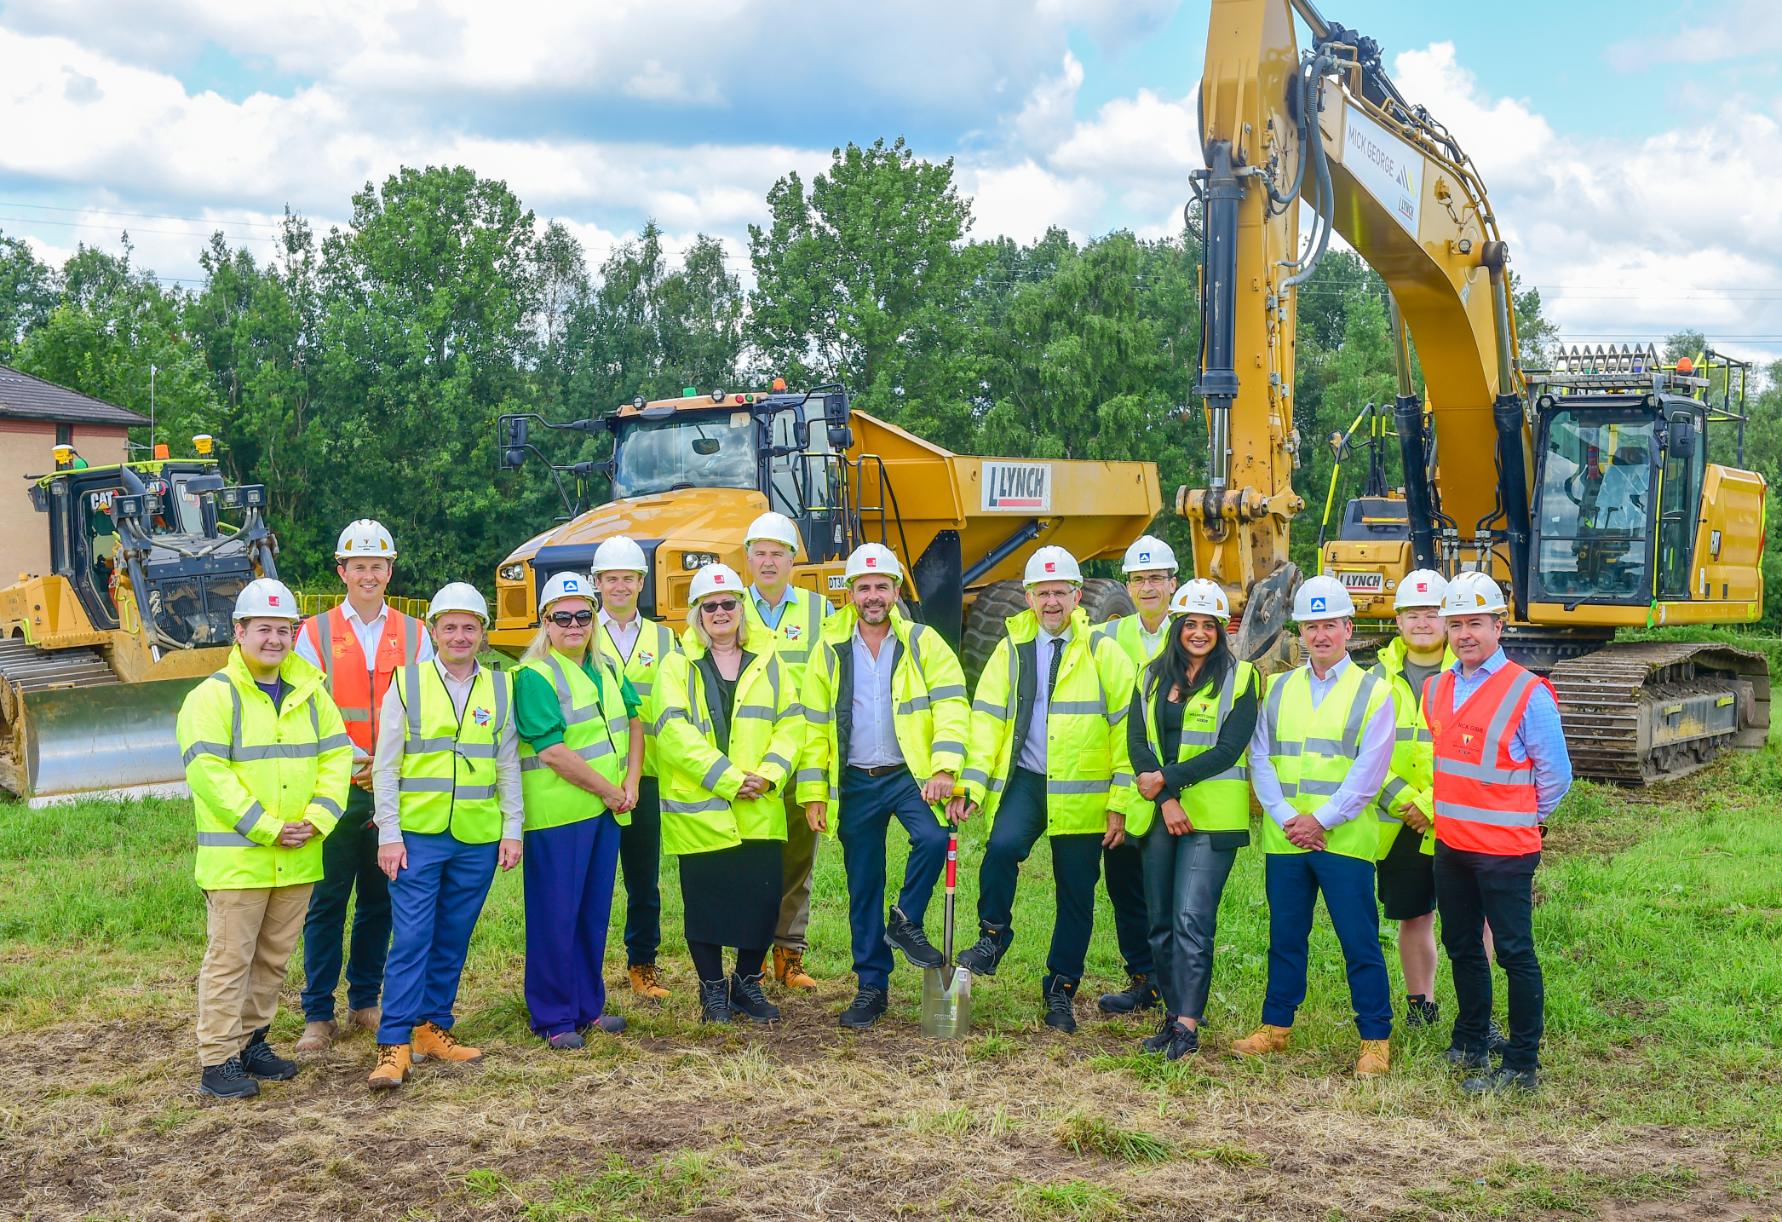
[
  {"x1": 961, "y1": 580, "x2": 1028, "y2": 679},
  {"x1": 1079, "y1": 578, "x2": 1136, "y2": 625}
]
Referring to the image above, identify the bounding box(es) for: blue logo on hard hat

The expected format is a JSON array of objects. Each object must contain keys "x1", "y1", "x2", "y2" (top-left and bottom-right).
[
  {"x1": 565, "y1": 578, "x2": 580, "y2": 591},
  {"x1": 1310, "y1": 595, "x2": 1327, "y2": 612},
  {"x1": 1138, "y1": 550, "x2": 1151, "y2": 563}
]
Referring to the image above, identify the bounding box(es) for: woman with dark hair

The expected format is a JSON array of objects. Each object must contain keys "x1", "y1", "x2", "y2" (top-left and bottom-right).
[{"x1": 1126, "y1": 578, "x2": 1260, "y2": 1059}]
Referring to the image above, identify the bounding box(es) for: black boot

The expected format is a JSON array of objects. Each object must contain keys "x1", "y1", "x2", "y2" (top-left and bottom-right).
[
  {"x1": 198, "y1": 1056, "x2": 260, "y2": 1101},
  {"x1": 839, "y1": 985, "x2": 889, "y2": 1029},
  {"x1": 1486, "y1": 1019, "x2": 1510, "y2": 1056},
  {"x1": 1041, "y1": 973, "x2": 1079, "y2": 1033},
  {"x1": 240, "y1": 1027, "x2": 299, "y2": 1081},
  {"x1": 884, "y1": 906, "x2": 945, "y2": 969},
  {"x1": 1097, "y1": 973, "x2": 1161, "y2": 1015},
  {"x1": 955, "y1": 922, "x2": 1008, "y2": 976},
  {"x1": 1141, "y1": 1013, "x2": 1174, "y2": 1053},
  {"x1": 699, "y1": 978, "x2": 735, "y2": 1023},
  {"x1": 728, "y1": 972, "x2": 781, "y2": 1024},
  {"x1": 1405, "y1": 995, "x2": 1440, "y2": 1028},
  {"x1": 1164, "y1": 1021, "x2": 1201, "y2": 1061},
  {"x1": 1462, "y1": 1064, "x2": 1539, "y2": 1095}
]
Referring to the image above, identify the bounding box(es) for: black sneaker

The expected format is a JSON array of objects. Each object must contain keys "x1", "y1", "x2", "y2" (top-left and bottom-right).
[
  {"x1": 1097, "y1": 974, "x2": 1161, "y2": 1015},
  {"x1": 545, "y1": 1030, "x2": 584, "y2": 1050},
  {"x1": 578, "y1": 1015, "x2": 627, "y2": 1036},
  {"x1": 199, "y1": 1056, "x2": 260, "y2": 1101},
  {"x1": 1487, "y1": 1020, "x2": 1510, "y2": 1055},
  {"x1": 1405, "y1": 995, "x2": 1440, "y2": 1028},
  {"x1": 884, "y1": 906, "x2": 945, "y2": 969},
  {"x1": 1445, "y1": 1045, "x2": 1491, "y2": 1071},
  {"x1": 239, "y1": 1027, "x2": 299, "y2": 1081},
  {"x1": 839, "y1": 985, "x2": 888, "y2": 1029},
  {"x1": 1042, "y1": 974, "x2": 1078, "y2": 1034},
  {"x1": 1141, "y1": 1014, "x2": 1174, "y2": 1053},
  {"x1": 1461, "y1": 1064, "x2": 1538, "y2": 1095},
  {"x1": 699, "y1": 978, "x2": 735, "y2": 1024},
  {"x1": 728, "y1": 972, "x2": 781, "y2": 1024},
  {"x1": 1164, "y1": 1022, "x2": 1201, "y2": 1061},
  {"x1": 955, "y1": 923, "x2": 1008, "y2": 977}
]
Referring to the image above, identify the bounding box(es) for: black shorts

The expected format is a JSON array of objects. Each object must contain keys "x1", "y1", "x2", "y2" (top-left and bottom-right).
[{"x1": 1376, "y1": 824, "x2": 1436, "y2": 920}]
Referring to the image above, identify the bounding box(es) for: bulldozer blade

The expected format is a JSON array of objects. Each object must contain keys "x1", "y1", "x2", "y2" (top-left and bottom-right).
[
  {"x1": 1235, "y1": 562, "x2": 1300, "y2": 666},
  {"x1": 9, "y1": 677, "x2": 203, "y2": 806}
]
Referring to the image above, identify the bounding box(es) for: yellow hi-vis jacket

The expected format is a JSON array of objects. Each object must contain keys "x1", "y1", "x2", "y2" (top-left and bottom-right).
[
  {"x1": 742, "y1": 583, "x2": 832, "y2": 687},
  {"x1": 598, "y1": 616, "x2": 680, "y2": 776},
  {"x1": 794, "y1": 606, "x2": 969, "y2": 831},
  {"x1": 1370, "y1": 637, "x2": 1456, "y2": 859},
  {"x1": 1260, "y1": 662, "x2": 1391, "y2": 861},
  {"x1": 1136, "y1": 658, "x2": 1259, "y2": 838},
  {"x1": 961, "y1": 607, "x2": 1138, "y2": 835},
  {"x1": 517, "y1": 649, "x2": 634, "y2": 832},
  {"x1": 177, "y1": 647, "x2": 353, "y2": 890},
  {"x1": 654, "y1": 629, "x2": 802, "y2": 855},
  {"x1": 391, "y1": 662, "x2": 512, "y2": 844},
  {"x1": 1091, "y1": 612, "x2": 1170, "y2": 668}
]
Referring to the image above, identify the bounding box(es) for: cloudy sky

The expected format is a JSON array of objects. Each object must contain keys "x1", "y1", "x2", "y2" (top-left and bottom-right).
[{"x1": 2, "y1": 0, "x2": 1780, "y2": 362}]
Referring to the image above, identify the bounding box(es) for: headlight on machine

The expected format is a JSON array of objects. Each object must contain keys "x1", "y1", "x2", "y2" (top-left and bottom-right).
[
  {"x1": 499, "y1": 563, "x2": 526, "y2": 582},
  {"x1": 681, "y1": 552, "x2": 717, "y2": 571}
]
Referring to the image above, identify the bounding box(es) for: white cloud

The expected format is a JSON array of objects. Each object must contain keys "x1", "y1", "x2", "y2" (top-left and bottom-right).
[
  {"x1": 1051, "y1": 87, "x2": 1197, "y2": 183},
  {"x1": 960, "y1": 159, "x2": 1104, "y2": 244},
  {"x1": 1011, "y1": 52, "x2": 1085, "y2": 154}
]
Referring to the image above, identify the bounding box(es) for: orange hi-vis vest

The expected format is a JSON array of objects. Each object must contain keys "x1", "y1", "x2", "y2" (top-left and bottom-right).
[
  {"x1": 301, "y1": 605, "x2": 424, "y2": 755},
  {"x1": 1425, "y1": 661, "x2": 1553, "y2": 856}
]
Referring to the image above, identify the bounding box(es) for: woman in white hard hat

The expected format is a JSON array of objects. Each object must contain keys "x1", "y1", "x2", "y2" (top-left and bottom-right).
[
  {"x1": 1126, "y1": 579, "x2": 1260, "y2": 1059},
  {"x1": 654, "y1": 563, "x2": 803, "y2": 1024}
]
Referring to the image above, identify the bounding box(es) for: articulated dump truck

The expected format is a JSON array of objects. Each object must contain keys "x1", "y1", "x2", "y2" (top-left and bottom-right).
[{"x1": 492, "y1": 386, "x2": 1162, "y2": 673}]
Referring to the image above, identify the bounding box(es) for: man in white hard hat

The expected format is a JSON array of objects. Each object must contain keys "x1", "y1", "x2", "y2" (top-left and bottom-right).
[
  {"x1": 1427, "y1": 571, "x2": 1571, "y2": 1094},
  {"x1": 740, "y1": 510, "x2": 834, "y2": 989},
  {"x1": 1086, "y1": 534, "x2": 1179, "y2": 1017},
  {"x1": 1234, "y1": 574, "x2": 1397, "y2": 1075},
  {"x1": 796, "y1": 543, "x2": 970, "y2": 1028},
  {"x1": 177, "y1": 578, "x2": 352, "y2": 1100},
  {"x1": 294, "y1": 519, "x2": 432, "y2": 1052},
  {"x1": 950, "y1": 546, "x2": 1138, "y2": 1033},
  {"x1": 365, "y1": 583, "x2": 524, "y2": 1089},
  {"x1": 592, "y1": 535, "x2": 682, "y2": 1001}
]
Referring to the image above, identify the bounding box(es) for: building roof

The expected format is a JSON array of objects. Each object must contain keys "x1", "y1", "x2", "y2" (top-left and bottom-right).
[{"x1": 0, "y1": 364, "x2": 149, "y2": 427}]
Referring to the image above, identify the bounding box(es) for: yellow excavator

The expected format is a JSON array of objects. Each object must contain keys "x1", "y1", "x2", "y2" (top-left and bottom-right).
[{"x1": 1187, "y1": 0, "x2": 1770, "y2": 783}]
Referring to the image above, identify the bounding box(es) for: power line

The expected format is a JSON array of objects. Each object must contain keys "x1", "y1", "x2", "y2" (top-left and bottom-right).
[{"x1": 0, "y1": 200, "x2": 288, "y2": 232}]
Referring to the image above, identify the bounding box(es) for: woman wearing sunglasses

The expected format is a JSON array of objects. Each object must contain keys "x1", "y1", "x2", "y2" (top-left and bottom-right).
[
  {"x1": 653, "y1": 563, "x2": 803, "y2": 1023},
  {"x1": 513, "y1": 571, "x2": 645, "y2": 1048}
]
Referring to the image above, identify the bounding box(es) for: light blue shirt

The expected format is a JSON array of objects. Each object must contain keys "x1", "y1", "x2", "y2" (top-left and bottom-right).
[
  {"x1": 1248, "y1": 654, "x2": 1397, "y2": 830},
  {"x1": 1016, "y1": 626, "x2": 1070, "y2": 774},
  {"x1": 750, "y1": 584, "x2": 789, "y2": 630},
  {"x1": 1447, "y1": 648, "x2": 1573, "y2": 820},
  {"x1": 847, "y1": 628, "x2": 903, "y2": 768}
]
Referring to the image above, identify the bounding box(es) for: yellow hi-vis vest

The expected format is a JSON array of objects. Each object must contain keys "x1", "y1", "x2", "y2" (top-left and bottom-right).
[
  {"x1": 1261, "y1": 661, "x2": 1391, "y2": 861},
  {"x1": 517, "y1": 649, "x2": 633, "y2": 832},
  {"x1": 391, "y1": 661, "x2": 512, "y2": 844},
  {"x1": 598, "y1": 615, "x2": 679, "y2": 776},
  {"x1": 1137, "y1": 658, "x2": 1258, "y2": 838},
  {"x1": 1091, "y1": 612, "x2": 1171, "y2": 669},
  {"x1": 794, "y1": 606, "x2": 970, "y2": 830},
  {"x1": 742, "y1": 584, "x2": 832, "y2": 686},
  {"x1": 176, "y1": 647, "x2": 354, "y2": 890},
  {"x1": 960, "y1": 608, "x2": 1138, "y2": 836},
  {"x1": 1370, "y1": 637, "x2": 1455, "y2": 859},
  {"x1": 653, "y1": 629, "x2": 802, "y2": 855}
]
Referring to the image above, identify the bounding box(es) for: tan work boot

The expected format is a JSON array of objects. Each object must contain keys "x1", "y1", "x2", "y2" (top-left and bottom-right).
[
  {"x1": 629, "y1": 963, "x2": 671, "y2": 1000},
  {"x1": 412, "y1": 1021, "x2": 482, "y2": 1064},
  {"x1": 346, "y1": 1006, "x2": 381, "y2": 1034},
  {"x1": 1231, "y1": 1024, "x2": 1292, "y2": 1057},
  {"x1": 294, "y1": 1019, "x2": 337, "y2": 1054},
  {"x1": 773, "y1": 946, "x2": 818, "y2": 990},
  {"x1": 367, "y1": 1043, "x2": 411, "y2": 1090},
  {"x1": 1355, "y1": 1039, "x2": 1392, "y2": 1076}
]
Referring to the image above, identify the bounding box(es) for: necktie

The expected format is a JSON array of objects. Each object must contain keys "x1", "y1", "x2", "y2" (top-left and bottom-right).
[{"x1": 1047, "y1": 636, "x2": 1065, "y2": 696}]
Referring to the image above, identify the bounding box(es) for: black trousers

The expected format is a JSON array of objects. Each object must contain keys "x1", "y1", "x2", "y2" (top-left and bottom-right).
[
  {"x1": 977, "y1": 767, "x2": 1104, "y2": 981},
  {"x1": 1101, "y1": 839, "x2": 1155, "y2": 978},
  {"x1": 617, "y1": 777, "x2": 662, "y2": 967},
  {"x1": 1435, "y1": 842, "x2": 1543, "y2": 1070}
]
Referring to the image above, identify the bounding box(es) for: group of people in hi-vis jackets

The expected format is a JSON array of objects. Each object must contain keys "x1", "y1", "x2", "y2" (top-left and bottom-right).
[{"x1": 178, "y1": 513, "x2": 1568, "y2": 1103}]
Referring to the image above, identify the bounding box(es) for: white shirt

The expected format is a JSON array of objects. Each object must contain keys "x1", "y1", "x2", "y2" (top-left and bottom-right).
[
  {"x1": 847, "y1": 626, "x2": 903, "y2": 768},
  {"x1": 599, "y1": 608, "x2": 642, "y2": 663},
  {"x1": 1136, "y1": 619, "x2": 1168, "y2": 659},
  {"x1": 1248, "y1": 653, "x2": 1396, "y2": 830},
  {"x1": 372, "y1": 660, "x2": 524, "y2": 845},
  {"x1": 1017, "y1": 625, "x2": 1071, "y2": 774},
  {"x1": 295, "y1": 600, "x2": 436, "y2": 670}
]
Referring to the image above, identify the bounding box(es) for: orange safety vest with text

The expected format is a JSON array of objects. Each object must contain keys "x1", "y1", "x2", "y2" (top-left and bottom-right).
[
  {"x1": 1425, "y1": 661, "x2": 1552, "y2": 856},
  {"x1": 301, "y1": 606, "x2": 424, "y2": 755}
]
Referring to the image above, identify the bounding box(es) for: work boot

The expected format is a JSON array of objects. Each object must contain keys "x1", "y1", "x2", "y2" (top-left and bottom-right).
[
  {"x1": 773, "y1": 947, "x2": 818, "y2": 990},
  {"x1": 198, "y1": 1056, "x2": 260, "y2": 1101},
  {"x1": 629, "y1": 963, "x2": 671, "y2": 1000},
  {"x1": 367, "y1": 1044, "x2": 412, "y2": 1090},
  {"x1": 729, "y1": 972, "x2": 781, "y2": 1023},
  {"x1": 839, "y1": 985, "x2": 889, "y2": 1030},
  {"x1": 954, "y1": 922, "x2": 1008, "y2": 977},
  {"x1": 412, "y1": 1021, "x2": 481, "y2": 1063},
  {"x1": 239, "y1": 1027, "x2": 299, "y2": 1081},
  {"x1": 699, "y1": 978, "x2": 736, "y2": 1024},
  {"x1": 294, "y1": 1019, "x2": 336, "y2": 1054},
  {"x1": 346, "y1": 1006, "x2": 381, "y2": 1034},
  {"x1": 1141, "y1": 1014, "x2": 1175, "y2": 1053},
  {"x1": 1165, "y1": 1022, "x2": 1201, "y2": 1061},
  {"x1": 1098, "y1": 973, "x2": 1162, "y2": 1015},
  {"x1": 1041, "y1": 974, "x2": 1079, "y2": 1034},
  {"x1": 1462, "y1": 1065, "x2": 1539, "y2": 1095},
  {"x1": 545, "y1": 1030, "x2": 584, "y2": 1050},
  {"x1": 1231, "y1": 1024, "x2": 1292, "y2": 1057},
  {"x1": 884, "y1": 906, "x2": 944, "y2": 969},
  {"x1": 1487, "y1": 1020, "x2": 1510, "y2": 1056},
  {"x1": 1445, "y1": 1045, "x2": 1491, "y2": 1071},
  {"x1": 579, "y1": 1015, "x2": 628, "y2": 1036},
  {"x1": 1355, "y1": 1039, "x2": 1392, "y2": 1076},
  {"x1": 1405, "y1": 995, "x2": 1440, "y2": 1028}
]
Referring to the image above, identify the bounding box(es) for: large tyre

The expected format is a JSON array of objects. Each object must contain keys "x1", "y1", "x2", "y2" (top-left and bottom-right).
[
  {"x1": 1079, "y1": 577, "x2": 1135, "y2": 626},
  {"x1": 961, "y1": 580, "x2": 1028, "y2": 680}
]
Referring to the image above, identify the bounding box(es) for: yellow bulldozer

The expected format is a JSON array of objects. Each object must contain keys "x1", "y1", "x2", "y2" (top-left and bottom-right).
[
  {"x1": 490, "y1": 385, "x2": 1161, "y2": 670},
  {"x1": 0, "y1": 441, "x2": 279, "y2": 803}
]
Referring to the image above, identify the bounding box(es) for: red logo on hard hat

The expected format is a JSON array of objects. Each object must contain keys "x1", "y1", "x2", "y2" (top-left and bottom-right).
[
  {"x1": 269, "y1": 595, "x2": 281, "y2": 606},
  {"x1": 713, "y1": 572, "x2": 726, "y2": 584},
  {"x1": 865, "y1": 556, "x2": 877, "y2": 567},
  {"x1": 1045, "y1": 561, "x2": 1056, "y2": 573}
]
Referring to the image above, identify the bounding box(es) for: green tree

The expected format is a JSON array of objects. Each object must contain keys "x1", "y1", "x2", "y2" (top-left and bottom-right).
[
  {"x1": 0, "y1": 232, "x2": 57, "y2": 363},
  {"x1": 1510, "y1": 271, "x2": 1560, "y2": 368}
]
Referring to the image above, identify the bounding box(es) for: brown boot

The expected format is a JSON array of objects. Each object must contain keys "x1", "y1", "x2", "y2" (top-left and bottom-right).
[
  {"x1": 1355, "y1": 1039, "x2": 1391, "y2": 1076},
  {"x1": 346, "y1": 1006, "x2": 381, "y2": 1034},
  {"x1": 412, "y1": 1021, "x2": 482, "y2": 1064},
  {"x1": 773, "y1": 947, "x2": 818, "y2": 990},
  {"x1": 367, "y1": 1043, "x2": 411, "y2": 1090},
  {"x1": 1231, "y1": 1023, "x2": 1292, "y2": 1057},
  {"x1": 294, "y1": 1019, "x2": 337, "y2": 1054},
  {"x1": 629, "y1": 963, "x2": 671, "y2": 1001}
]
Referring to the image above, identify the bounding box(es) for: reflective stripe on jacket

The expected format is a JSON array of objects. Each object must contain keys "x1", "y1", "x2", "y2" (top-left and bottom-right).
[
  {"x1": 392, "y1": 662, "x2": 511, "y2": 844},
  {"x1": 1138, "y1": 658, "x2": 1257, "y2": 838},
  {"x1": 599, "y1": 617, "x2": 680, "y2": 776},
  {"x1": 301, "y1": 606, "x2": 424, "y2": 755},
  {"x1": 742, "y1": 585, "x2": 832, "y2": 686},
  {"x1": 517, "y1": 649, "x2": 634, "y2": 832},
  {"x1": 1427, "y1": 660, "x2": 1552, "y2": 856},
  {"x1": 1370, "y1": 638, "x2": 1456, "y2": 859},
  {"x1": 1261, "y1": 663, "x2": 1390, "y2": 861}
]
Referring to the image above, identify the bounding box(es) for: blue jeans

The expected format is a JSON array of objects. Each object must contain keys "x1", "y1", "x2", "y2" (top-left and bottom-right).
[
  {"x1": 523, "y1": 814, "x2": 622, "y2": 1038},
  {"x1": 837, "y1": 766, "x2": 950, "y2": 989},
  {"x1": 300, "y1": 784, "x2": 392, "y2": 1022},
  {"x1": 377, "y1": 831, "x2": 498, "y2": 1045},
  {"x1": 1261, "y1": 850, "x2": 1393, "y2": 1039},
  {"x1": 976, "y1": 768, "x2": 1104, "y2": 982}
]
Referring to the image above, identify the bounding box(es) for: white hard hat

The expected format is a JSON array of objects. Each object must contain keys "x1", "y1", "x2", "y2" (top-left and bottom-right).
[
  {"x1": 1292, "y1": 574, "x2": 1356, "y2": 622},
  {"x1": 1024, "y1": 545, "x2": 1082, "y2": 586},
  {"x1": 844, "y1": 542, "x2": 902, "y2": 584},
  {"x1": 689, "y1": 562, "x2": 744, "y2": 604},
  {"x1": 744, "y1": 512, "x2": 801, "y2": 552},
  {"x1": 1394, "y1": 568, "x2": 1448, "y2": 611},
  {"x1": 427, "y1": 581, "x2": 489, "y2": 624},
  {"x1": 537, "y1": 571, "x2": 594, "y2": 613},
  {"x1": 1169, "y1": 578, "x2": 1231, "y2": 621},
  {"x1": 234, "y1": 577, "x2": 300, "y2": 621},
  {"x1": 1122, "y1": 535, "x2": 1178, "y2": 575},
  {"x1": 592, "y1": 535, "x2": 648, "y2": 574},
  {"x1": 335, "y1": 518, "x2": 396, "y2": 561},
  {"x1": 1440, "y1": 570, "x2": 1508, "y2": 617}
]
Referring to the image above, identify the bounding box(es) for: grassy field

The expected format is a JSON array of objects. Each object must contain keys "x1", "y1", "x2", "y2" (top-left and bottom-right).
[{"x1": 3, "y1": 748, "x2": 1781, "y2": 1220}]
